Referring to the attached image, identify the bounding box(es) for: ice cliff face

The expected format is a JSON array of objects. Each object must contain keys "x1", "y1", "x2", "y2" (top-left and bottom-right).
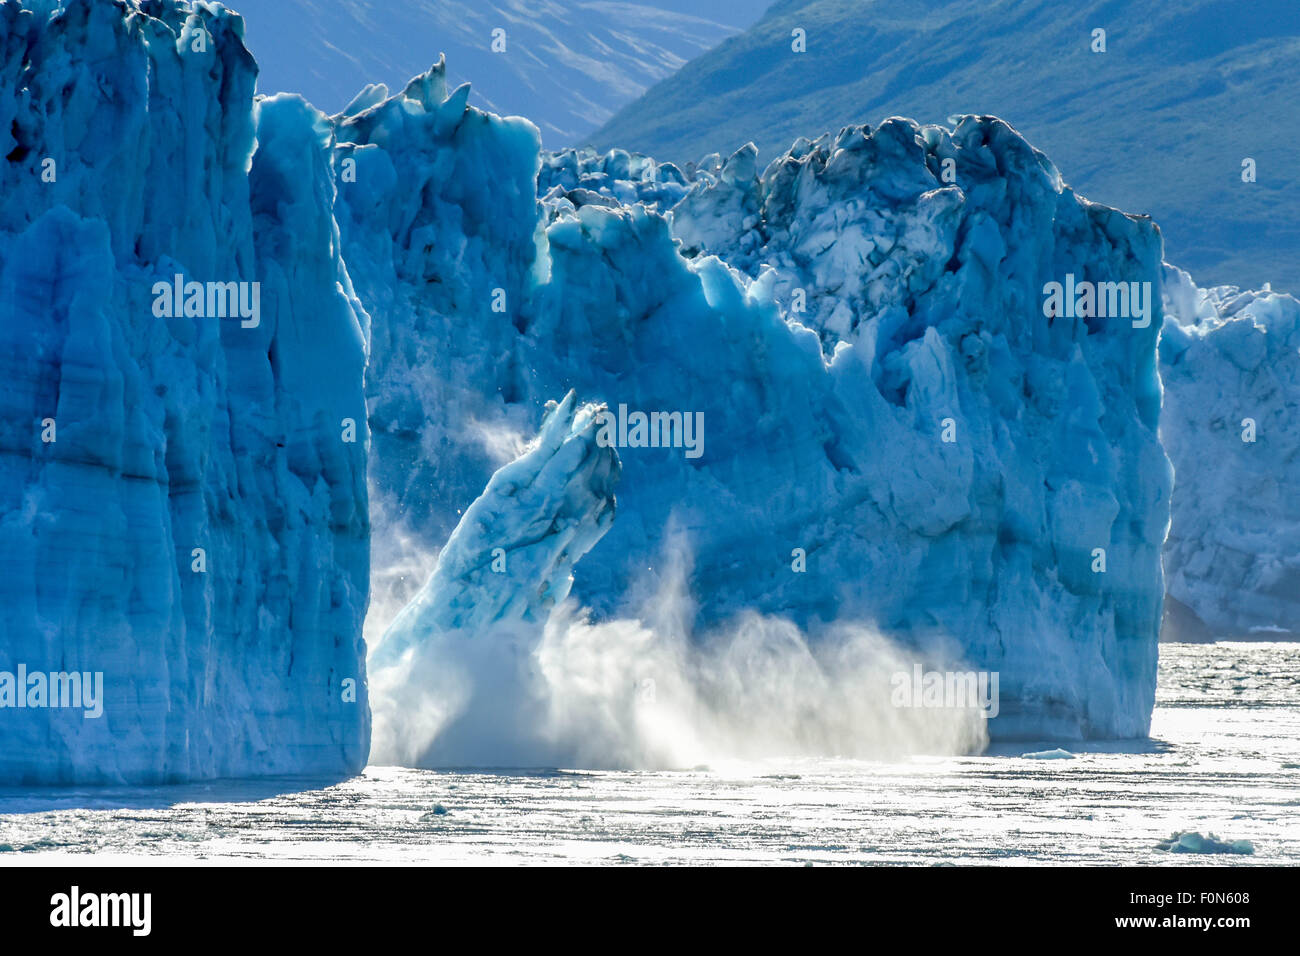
[
  {"x1": 341, "y1": 63, "x2": 1171, "y2": 740},
  {"x1": 560, "y1": 139, "x2": 1299, "y2": 646},
  {"x1": 4, "y1": 0, "x2": 1234, "y2": 782},
  {"x1": 0, "y1": 0, "x2": 369, "y2": 784},
  {"x1": 1160, "y1": 266, "x2": 1300, "y2": 640}
]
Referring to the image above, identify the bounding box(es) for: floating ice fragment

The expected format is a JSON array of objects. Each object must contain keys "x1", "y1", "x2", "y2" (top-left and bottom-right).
[
  {"x1": 1155, "y1": 831, "x2": 1254, "y2": 855},
  {"x1": 1020, "y1": 748, "x2": 1075, "y2": 760}
]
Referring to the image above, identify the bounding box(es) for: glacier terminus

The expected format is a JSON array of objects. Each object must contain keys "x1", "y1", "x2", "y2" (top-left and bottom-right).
[{"x1": 0, "y1": 0, "x2": 1295, "y2": 787}]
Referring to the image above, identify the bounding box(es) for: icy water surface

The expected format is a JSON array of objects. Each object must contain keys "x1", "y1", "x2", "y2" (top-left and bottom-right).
[{"x1": 1, "y1": 643, "x2": 1296, "y2": 865}]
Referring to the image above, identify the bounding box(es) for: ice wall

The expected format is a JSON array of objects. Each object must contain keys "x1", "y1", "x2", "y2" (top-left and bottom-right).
[
  {"x1": 0, "y1": 0, "x2": 1190, "y2": 780},
  {"x1": 341, "y1": 67, "x2": 1172, "y2": 740},
  {"x1": 1160, "y1": 265, "x2": 1300, "y2": 640},
  {"x1": 0, "y1": 0, "x2": 369, "y2": 784},
  {"x1": 554, "y1": 140, "x2": 1299, "y2": 647}
]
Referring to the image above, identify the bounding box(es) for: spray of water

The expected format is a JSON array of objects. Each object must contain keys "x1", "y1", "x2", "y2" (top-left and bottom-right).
[
  {"x1": 364, "y1": 494, "x2": 439, "y2": 651},
  {"x1": 367, "y1": 535, "x2": 988, "y2": 769}
]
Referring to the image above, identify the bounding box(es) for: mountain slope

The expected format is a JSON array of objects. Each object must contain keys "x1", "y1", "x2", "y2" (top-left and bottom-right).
[
  {"x1": 593, "y1": 0, "x2": 1300, "y2": 291},
  {"x1": 231, "y1": 0, "x2": 769, "y2": 145}
]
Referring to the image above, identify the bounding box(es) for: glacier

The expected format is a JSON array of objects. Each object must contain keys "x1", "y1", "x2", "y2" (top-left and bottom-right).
[
  {"x1": 4, "y1": 0, "x2": 1294, "y2": 783},
  {"x1": 340, "y1": 61, "x2": 1171, "y2": 742},
  {"x1": 1160, "y1": 265, "x2": 1300, "y2": 640},
  {"x1": 547, "y1": 140, "x2": 1299, "y2": 647},
  {"x1": 0, "y1": 0, "x2": 369, "y2": 783}
]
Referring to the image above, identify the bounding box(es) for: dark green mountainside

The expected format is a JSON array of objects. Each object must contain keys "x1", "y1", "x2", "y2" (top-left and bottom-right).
[{"x1": 593, "y1": 0, "x2": 1300, "y2": 290}]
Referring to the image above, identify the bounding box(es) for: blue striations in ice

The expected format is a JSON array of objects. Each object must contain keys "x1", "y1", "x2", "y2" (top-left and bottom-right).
[
  {"x1": 0, "y1": 0, "x2": 369, "y2": 784},
  {"x1": 341, "y1": 61, "x2": 1171, "y2": 740},
  {"x1": 1160, "y1": 265, "x2": 1300, "y2": 641}
]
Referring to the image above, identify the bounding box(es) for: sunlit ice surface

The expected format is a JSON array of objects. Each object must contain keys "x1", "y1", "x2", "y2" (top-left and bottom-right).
[{"x1": 1, "y1": 643, "x2": 1295, "y2": 866}]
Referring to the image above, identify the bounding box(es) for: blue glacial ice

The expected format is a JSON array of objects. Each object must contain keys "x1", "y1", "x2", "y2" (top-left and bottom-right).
[
  {"x1": 1160, "y1": 265, "x2": 1300, "y2": 640},
  {"x1": 342, "y1": 64, "x2": 1171, "y2": 744},
  {"x1": 3, "y1": 0, "x2": 1294, "y2": 782},
  {"x1": 0, "y1": 0, "x2": 369, "y2": 783},
  {"x1": 364, "y1": 389, "x2": 991, "y2": 768},
  {"x1": 557, "y1": 139, "x2": 1300, "y2": 644},
  {"x1": 371, "y1": 391, "x2": 619, "y2": 668},
  {"x1": 366, "y1": 392, "x2": 625, "y2": 766},
  {"x1": 1154, "y1": 831, "x2": 1255, "y2": 855}
]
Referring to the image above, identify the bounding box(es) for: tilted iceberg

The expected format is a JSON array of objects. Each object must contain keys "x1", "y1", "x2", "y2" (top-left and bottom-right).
[
  {"x1": 0, "y1": 0, "x2": 369, "y2": 783},
  {"x1": 371, "y1": 391, "x2": 619, "y2": 669},
  {"x1": 367, "y1": 392, "x2": 620, "y2": 766}
]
